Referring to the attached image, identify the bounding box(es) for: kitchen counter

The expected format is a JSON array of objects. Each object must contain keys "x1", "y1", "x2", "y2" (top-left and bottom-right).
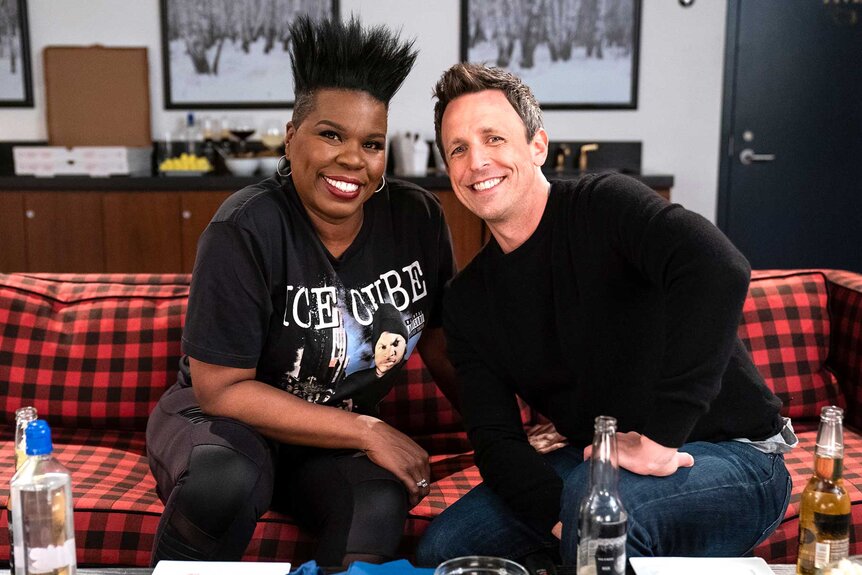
[{"x1": 0, "y1": 171, "x2": 673, "y2": 192}]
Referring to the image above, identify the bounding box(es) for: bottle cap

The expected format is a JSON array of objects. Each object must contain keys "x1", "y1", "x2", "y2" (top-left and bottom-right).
[{"x1": 24, "y1": 419, "x2": 53, "y2": 455}]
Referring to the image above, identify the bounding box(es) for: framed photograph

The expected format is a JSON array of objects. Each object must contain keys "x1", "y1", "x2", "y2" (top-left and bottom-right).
[
  {"x1": 461, "y1": 0, "x2": 641, "y2": 109},
  {"x1": 0, "y1": 0, "x2": 34, "y2": 107},
  {"x1": 160, "y1": 0, "x2": 339, "y2": 109}
]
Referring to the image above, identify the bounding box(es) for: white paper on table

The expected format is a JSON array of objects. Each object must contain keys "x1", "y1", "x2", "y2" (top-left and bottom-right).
[
  {"x1": 630, "y1": 556, "x2": 774, "y2": 575},
  {"x1": 152, "y1": 560, "x2": 292, "y2": 575}
]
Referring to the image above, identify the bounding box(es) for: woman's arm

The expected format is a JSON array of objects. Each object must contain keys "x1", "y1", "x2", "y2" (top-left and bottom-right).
[{"x1": 191, "y1": 358, "x2": 431, "y2": 506}]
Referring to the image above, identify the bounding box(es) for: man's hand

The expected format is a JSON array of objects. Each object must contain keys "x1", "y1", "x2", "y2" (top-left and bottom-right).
[
  {"x1": 583, "y1": 431, "x2": 694, "y2": 476},
  {"x1": 527, "y1": 422, "x2": 568, "y2": 454}
]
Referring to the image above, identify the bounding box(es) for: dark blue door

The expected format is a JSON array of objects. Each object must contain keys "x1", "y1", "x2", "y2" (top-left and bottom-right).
[{"x1": 717, "y1": 0, "x2": 862, "y2": 272}]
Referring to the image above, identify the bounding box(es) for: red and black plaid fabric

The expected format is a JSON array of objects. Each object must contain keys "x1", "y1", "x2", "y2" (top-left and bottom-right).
[
  {"x1": 754, "y1": 424, "x2": 862, "y2": 564},
  {"x1": 379, "y1": 353, "x2": 534, "y2": 456},
  {"x1": 825, "y1": 270, "x2": 862, "y2": 430},
  {"x1": 3, "y1": 270, "x2": 860, "y2": 567},
  {"x1": 739, "y1": 271, "x2": 843, "y2": 420},
  {"x1": 0, "y1": 273, "x2": 189, "y2": 430}
]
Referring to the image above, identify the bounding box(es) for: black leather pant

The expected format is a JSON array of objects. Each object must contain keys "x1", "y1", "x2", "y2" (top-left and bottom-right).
[{"x1": 146, "y1": 383, "x2": 409, "y2": 567}]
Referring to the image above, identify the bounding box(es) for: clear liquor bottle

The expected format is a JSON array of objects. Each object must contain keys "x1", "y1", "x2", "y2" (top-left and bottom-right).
[
  {"x1": 797, "y1": 405, "x2": 851, "y2": 575},
  {"x1": 577, "y1": 415, "x2": 627, "y2": 575},
  {"x1": 7, "y1": 406, "x2": 38, "y2": 573},
  {"x1": 10, "y1": 419, "x2": 77, "y2": 575}
]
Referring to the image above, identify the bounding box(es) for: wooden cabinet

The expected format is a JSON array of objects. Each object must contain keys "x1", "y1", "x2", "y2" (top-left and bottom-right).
[
  {"x1": 103, "y1": 192, "x2": 182, "y2": 273},
  {"x1": 433, "y1": 189, "x2": 486, "y2": 269},
  {"x1": 0, "y1": 189, "x2": 232, "y2": 274},
  {"x1": 26, "y1": 192, "x2": 105, "y2": 272},
  {"x1": 0, "y1": 192, "x2": 27, "y2": 272},
  {"x1": 2, "y1": 178, "x2": 670, "y2": 274},
  {"x1": 180, "y1": 191, "x2": 233, "y2": 272},
  {"x1": 0, "y1": 191, "x2": 104, "y2": 272}
]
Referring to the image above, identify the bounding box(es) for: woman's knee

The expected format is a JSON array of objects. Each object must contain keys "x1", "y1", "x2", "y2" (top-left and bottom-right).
[{"x1": 166, "y1": 443, "x2": 272, "y2": 538}]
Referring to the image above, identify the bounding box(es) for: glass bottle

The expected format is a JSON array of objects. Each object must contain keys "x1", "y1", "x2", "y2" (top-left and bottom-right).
[
  {"x1": 10, "y1": 419, "x2": 77, "y2": 575},
  {"x1": 797, "y1": 405, "x2": 851, "y2": 575},
  {"x1": 577, "y1": 415, "x2": 627, "y2": 575},
  {"x1": 7, "y1": 406, "x2": 38, "y2": 573}
]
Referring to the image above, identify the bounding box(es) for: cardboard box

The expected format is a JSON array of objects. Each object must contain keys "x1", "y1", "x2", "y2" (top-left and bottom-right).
[
  {"x1": 13, "y1": 146, "x2": 152, "y2": 177},
  {"x1": 43, "y1": 46, "x2": 151, "y2": 147}
]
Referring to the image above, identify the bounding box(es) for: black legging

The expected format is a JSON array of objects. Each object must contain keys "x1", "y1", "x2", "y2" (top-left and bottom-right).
[{"x1": 146, "y1": 383, "x2": 409, "y2": 568}]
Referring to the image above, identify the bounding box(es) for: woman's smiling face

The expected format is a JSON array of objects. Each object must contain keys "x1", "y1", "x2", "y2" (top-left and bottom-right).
[{"x1": 285, "y1": 89, "x2": 388, "y2": 229}]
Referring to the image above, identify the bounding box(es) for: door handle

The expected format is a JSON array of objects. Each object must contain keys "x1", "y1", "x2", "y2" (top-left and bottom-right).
[{"x1": 739, "y1": 148, "x2": 776, "y2": 165}]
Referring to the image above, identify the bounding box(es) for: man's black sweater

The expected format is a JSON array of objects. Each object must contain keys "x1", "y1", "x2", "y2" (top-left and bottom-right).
[{"x1": 443, "y1": 173, "x2": 784, "y2": 535}]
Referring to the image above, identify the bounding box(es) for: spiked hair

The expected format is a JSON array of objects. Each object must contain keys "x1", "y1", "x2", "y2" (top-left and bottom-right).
[
  {"x1": 289, "y1": 16, "x2": 418, "y2": 125},
  {"x1": 432, "y1": 63, "x2": 543, "y2": 164}
]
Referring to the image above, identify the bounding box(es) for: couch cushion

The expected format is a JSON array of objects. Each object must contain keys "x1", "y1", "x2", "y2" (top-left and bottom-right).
[
  {"x1": 0, "y1": 273, "x2": 189, "y2": 430},
  {"x1": 739, "y1": 271, "x2": 843, "y2": 420}
]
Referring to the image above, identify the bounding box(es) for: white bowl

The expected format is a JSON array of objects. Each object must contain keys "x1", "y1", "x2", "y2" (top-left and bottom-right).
[
  {"x1": 258, "y1": 156, "x2": 281, "y2": 176},
  {"x1": 225, "y1": 157, "x2": 260, "y2": 177}
]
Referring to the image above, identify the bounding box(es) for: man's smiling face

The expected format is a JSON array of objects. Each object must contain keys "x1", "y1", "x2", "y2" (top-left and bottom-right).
[{"x1": 440, "y1": 89, "x2": 548, "y2": 225}]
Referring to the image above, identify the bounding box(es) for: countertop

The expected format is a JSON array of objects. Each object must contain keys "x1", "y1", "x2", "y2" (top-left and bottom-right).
[{"x1": 0, "y1": 171, "x2": 674, "y2": 192}]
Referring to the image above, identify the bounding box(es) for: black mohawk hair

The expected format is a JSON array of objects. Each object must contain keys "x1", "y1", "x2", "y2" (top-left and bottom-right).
[{"x1": 289, "y1": 16, "x2": 418, "y2": 106}]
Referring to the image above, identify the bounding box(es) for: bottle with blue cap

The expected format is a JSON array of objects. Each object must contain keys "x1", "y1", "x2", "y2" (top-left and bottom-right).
[{"x1": 10, "y1": 419, "x2": 77, "y2": 575}]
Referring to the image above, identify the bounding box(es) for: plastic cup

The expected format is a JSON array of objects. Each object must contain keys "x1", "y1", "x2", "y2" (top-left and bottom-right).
[{"x1": 434, "y1": 556, "x2": 529, "y2": 575}]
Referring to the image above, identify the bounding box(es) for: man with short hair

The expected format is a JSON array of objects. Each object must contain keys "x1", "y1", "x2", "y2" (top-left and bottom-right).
[{"x1": 417, "y1": 63, "x2": 794, "y2": 568}]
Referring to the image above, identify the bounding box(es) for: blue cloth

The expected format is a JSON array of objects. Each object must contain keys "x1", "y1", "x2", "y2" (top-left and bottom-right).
[
  {"x1": 417, "y1": 441, "x2": 792, "y2": 565},
  {"x1": 289, "y1": 559, "x2": 434, "y2": 575}
]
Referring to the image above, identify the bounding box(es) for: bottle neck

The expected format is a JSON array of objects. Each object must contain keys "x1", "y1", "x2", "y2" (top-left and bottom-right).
[
  {"x1": 814, "y1": 410, "x2": 844, "y2": 481},
  {"x1": 590, "y1": 425, "x2": 620, "y2": 493},
  {"x1": 814, "y1": 453, "x2": 844, "y2": 481}
]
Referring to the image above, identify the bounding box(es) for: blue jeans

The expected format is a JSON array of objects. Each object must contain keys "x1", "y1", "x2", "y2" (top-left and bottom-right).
[{"x1": 417, "y1": 441, "x2": 791, "y2": 566}]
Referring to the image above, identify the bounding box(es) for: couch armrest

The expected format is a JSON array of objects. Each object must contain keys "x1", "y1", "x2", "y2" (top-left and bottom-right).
[{"x1": 825, "y1": 270, "x2": 862, "y2": 430}]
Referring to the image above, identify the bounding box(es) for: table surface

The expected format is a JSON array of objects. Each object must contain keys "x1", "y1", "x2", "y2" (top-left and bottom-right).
[
  {"x1": 64, "y1": 565, "x2": 796, "y2": 575},
  {"x1": 2, "y1": 565, "x2": 799, "y2": 575}
]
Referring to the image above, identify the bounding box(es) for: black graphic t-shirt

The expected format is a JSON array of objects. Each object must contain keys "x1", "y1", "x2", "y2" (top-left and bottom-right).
[{"x1": 179, "y1": 175, "x2": 455, "y2": 415}]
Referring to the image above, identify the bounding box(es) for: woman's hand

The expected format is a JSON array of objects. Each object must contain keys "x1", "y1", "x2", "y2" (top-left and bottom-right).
[
  {"x1": 526, "y1": 422, "x2": 568, "y2": 454},
  {"x1": 358, "y1": 415, "x2": 431, "y2": 507},
  {"x1": 583, "y1": 431, "x2": 694, "y2": 476}
]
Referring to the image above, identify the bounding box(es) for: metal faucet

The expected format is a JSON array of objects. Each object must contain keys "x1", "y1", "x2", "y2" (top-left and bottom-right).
[
  {"x1": 579, "y1": 143, "x2": 599, "y2": 171},
  {"x1": 554, "y1": 144, "x2": 572, "y2": 172}
]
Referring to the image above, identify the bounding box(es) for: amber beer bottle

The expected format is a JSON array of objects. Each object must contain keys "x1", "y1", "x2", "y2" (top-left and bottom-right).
[
  {"x1": 7, "y1": 406, "x2": 38, "y2": 573},
  {"x1": 797, "y1": 405, "x2": 851, "y2": 575}
]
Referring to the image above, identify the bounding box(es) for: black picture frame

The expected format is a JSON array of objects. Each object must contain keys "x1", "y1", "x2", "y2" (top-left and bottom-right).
[
  {"x1": 160, "y1": 0, "x2": 339, "y2": 109},
  {"x1": 0, "y1": 0, "x2": 34, "y2": 108},
  {"x1": 460, "y1": 0, "x2": 641, "y2": 110}
]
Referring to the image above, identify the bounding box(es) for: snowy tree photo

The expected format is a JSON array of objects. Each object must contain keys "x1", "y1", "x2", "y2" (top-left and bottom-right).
[
  {"x1": 464, "y1": 0, "x2": 639, "y2": 108},
  {"x1": 162, "y1": 0, "x2": 335, "y2": 107},
  {"x1": 0, "y1": 0, "x2": 31, "y2": 104}
]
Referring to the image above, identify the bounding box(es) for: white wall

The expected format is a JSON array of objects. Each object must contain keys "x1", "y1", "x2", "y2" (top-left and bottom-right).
[{"x1": 0, "y1": 0, "x2": 727, "y2": 221}]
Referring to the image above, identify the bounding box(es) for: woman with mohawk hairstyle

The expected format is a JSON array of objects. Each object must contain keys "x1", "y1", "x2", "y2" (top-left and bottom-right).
[{"x1": 146, "y1": 16, "x2": 458, "y2": 568}]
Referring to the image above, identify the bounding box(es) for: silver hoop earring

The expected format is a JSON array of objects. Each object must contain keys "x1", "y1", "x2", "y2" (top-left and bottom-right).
[
  {"x1": 374, "y1": 175, "x2": 386, "y2": 194},
  {"x1": 276, "y1": 155, "x2": 291, "y2": 178}
]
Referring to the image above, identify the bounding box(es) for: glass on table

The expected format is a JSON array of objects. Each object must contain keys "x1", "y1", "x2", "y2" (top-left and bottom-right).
[{"x1": 434, "y1": 556, "x2": 529, "y2": 575}]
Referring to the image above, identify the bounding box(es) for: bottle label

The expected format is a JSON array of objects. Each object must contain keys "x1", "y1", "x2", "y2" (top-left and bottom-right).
[
  {"x1": 579, "y1": 534, "x2": 627, "y2": 575},
  {"x1": 813, "y1": 511, "x2": 851, "y2": 538},
  {"x1": 814, "y1": 538, "x2": 850, "y2": 569}
]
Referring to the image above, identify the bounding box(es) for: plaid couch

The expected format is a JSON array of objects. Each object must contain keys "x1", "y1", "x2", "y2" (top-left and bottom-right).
[{"x1": 1, "y1": 269, "x2": 860, "y2": 567}]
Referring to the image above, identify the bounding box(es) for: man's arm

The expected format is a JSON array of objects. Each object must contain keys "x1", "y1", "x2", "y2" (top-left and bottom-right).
[
  {"x1": 587, "y1": 174, "x2": 752, "y2": 462},
  {"x1": 444, "y1": 286, "x2": 564, "y2": 535}
]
